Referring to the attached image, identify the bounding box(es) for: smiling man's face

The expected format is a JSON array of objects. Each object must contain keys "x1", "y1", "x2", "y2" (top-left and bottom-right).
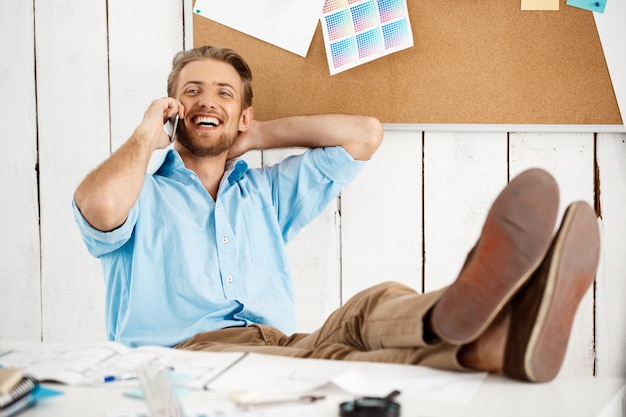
[{"x1": 174, "y1": 58, "x2": 251, "y2": 157}]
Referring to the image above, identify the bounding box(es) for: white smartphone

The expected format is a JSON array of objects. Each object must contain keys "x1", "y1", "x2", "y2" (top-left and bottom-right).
[{"x1": 164, "y1": 114, "x2": 179, "y2": 143}]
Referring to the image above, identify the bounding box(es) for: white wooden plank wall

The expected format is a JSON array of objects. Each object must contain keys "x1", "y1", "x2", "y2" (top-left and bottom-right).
[
  {"x1": 0, "y1": 0, "x2": 624, "y2": 380},
  {"x1": 0, "y1": 1, "x2": 40, "y2": 341},
  {"x1": 35, "y1": 0, "x2": 110, "y2": 343}
]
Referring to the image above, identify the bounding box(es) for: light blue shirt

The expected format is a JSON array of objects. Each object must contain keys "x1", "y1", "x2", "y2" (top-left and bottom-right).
[{"x1": 73, "y1": 146, "x2": 365, "y2": 347}]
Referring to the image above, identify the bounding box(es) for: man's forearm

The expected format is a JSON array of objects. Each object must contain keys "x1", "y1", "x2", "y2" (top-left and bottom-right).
[
  {"x1": 253, "y1": 114, "x2": 383, "y2": 161},
  {"x1": 74, "y1": 98, "x2": 181, "y2": 232},
  {"x1": 73, "y1": 129, "x2": 156, "y2": 232}
]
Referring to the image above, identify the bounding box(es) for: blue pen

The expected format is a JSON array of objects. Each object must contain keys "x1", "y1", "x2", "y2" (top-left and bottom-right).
[
  {"x1": 101, "y1": 366, "x2": 174, "y2": 383},
  {"x1": 101, "y1": 372, "x2": 138, "y2": 383}
]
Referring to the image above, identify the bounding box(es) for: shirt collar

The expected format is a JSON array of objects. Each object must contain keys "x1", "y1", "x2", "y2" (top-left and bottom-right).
[
  {"x1": 153, "y1": 148, "x2": 249, "y2": 185},
  {"x1": 226, "y1": 159, "x2": 249, "y2": 184},
  {"x1": 153, "y1": 148, "x2": 184, "y2": 175}
]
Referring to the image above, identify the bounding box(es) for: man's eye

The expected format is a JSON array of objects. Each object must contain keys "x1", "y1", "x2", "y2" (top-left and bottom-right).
[
  {"x1": 186, "y1": 88, "x2": 199, "y2": 94},
  {"x1": 219, "y1": 90, "x2": 233, "y2": 97}
]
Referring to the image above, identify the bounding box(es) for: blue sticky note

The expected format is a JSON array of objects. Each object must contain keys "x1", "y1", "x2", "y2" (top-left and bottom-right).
[{"x1": 566, "y1": 0, "x2": 607, "y2": 13}]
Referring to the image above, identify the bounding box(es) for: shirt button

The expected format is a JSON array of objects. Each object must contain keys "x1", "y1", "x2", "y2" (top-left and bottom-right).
[
  {"x1": 222, "y1": 236, "x2": 228, "y2": 244},
  {"x1": 227, "y1": 276, "x2": 233, "y2": 284}
]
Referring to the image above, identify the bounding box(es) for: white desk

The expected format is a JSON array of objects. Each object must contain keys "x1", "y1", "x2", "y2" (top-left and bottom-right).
[
  {"x1": 20, "y1": 374, "x2": 625, "y2": 417},
  {"x1": 2, "y1": 341, "x2": 623, "y2": 417}
]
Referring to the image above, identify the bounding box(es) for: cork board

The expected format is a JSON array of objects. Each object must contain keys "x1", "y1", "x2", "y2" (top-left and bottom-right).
[{"x1": 193, "y1": 0, "x2": 622, "y2": 124}]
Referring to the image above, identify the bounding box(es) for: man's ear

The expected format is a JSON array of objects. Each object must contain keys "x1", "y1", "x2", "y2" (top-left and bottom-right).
[{"x1": 239, "y1": 106, "x2": 254, "y2": 132}]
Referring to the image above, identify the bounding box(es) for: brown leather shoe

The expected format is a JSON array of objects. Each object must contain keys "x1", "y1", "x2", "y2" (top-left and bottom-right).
[
  {"x1": 430, "y1": 168, "x2": 559, "y2": 345},
  {"x1": 503, "y1": 201, "x2": 600, "y2": 382}
]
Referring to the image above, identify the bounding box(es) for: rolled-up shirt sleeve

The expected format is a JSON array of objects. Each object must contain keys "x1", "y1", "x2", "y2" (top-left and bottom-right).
[
  {"x1": 72, "y1": 198, "x2": 139, "y2": 258},
  {"x1": 311, "y1": 145, "x2": 367, "y2": 184},
  {"x1": 264, "y1": 146, "x2": 367, "y2": 243}
]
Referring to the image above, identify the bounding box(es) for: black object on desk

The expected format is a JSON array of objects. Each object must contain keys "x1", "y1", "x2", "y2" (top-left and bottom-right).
[{"x1": 339, "y1": 390, "x2": 401, "y2": 417}]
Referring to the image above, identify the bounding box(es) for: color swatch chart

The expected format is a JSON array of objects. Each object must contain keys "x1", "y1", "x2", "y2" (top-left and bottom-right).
[{"x1": 321, "y1": 0, "x2": 413, "y2": 75}]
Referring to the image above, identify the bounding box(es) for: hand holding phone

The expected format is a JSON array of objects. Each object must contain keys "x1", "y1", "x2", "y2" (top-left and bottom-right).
[{"x1": 164, "y1": 114, "x2": 179, "y2": 143}]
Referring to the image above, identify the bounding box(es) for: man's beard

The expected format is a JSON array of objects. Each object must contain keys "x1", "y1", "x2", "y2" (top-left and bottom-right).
[{"x1": 175, "y1": 122, "x2": 237, "y2": 157}]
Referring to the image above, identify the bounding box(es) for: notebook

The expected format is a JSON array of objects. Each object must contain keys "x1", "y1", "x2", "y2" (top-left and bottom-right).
[
  {"x1": 0, "y1": 370, "x2": 22, "y2": 395},
  {"x1": 0, "y1": 377, "x2": 37, "y2": 409},
  {"x1": 0, "y1": 393, "x2": 36, "y2": 417}
]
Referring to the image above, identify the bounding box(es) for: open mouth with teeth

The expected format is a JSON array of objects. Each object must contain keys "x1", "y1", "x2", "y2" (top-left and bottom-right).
[{"x1": 193, "y1": 116, "x2": 220, "y2": 127}]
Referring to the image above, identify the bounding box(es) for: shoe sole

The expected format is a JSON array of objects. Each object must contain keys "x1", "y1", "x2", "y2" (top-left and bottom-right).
[
  {"x1": 504, "y1": 201, "x2": 600, "y2": 382},
  {"x1": 430, "y1": 168, "x2": 559, "y2": 345}
]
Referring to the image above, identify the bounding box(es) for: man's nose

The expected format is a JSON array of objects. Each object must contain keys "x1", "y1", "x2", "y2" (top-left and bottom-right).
[{"x1": 196, "y1": 92, "x2": 217, "y2": 109}]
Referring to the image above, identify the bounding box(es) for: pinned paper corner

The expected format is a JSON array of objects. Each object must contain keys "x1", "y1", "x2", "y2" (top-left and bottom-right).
[{"x1": 566, "y1": 0, "x2": 607, "y2": 13}]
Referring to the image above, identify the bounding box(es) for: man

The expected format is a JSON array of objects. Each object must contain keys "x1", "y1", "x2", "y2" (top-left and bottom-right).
[{"x1": 73, "y1": 45, "x2": 600, "y2": 383}]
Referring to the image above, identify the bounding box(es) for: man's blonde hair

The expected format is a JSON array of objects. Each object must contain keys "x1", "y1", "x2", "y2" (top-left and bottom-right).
[{"x1": 167, "y1": 45, "x2": 253, "y2": 109}]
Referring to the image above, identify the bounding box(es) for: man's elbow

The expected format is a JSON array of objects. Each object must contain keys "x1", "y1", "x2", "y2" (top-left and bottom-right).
[
  {"x1": 74, "y1": 192, "x2": 126, "y2": 232},
  {"x1": 357, "y1": 116, "x2": 384, "y2": 161}
]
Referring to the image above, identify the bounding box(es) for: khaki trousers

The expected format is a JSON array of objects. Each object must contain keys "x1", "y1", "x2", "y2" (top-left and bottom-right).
[{"x1": 175, "y1": 281, "x2": 467, "y2": 372}]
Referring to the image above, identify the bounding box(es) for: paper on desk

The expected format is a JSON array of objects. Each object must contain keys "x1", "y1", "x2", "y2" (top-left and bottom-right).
[
  {"x1": 1, "y1": 345, "x2": 486, "y2": 405},
  {"x1": 192, "y1": 0, "x2": 325, "y2": 57},
  {"x1": 107, "y1": 405, "x2": 318, "y2": 417},
  {"x1": 331, "y1": 364, "x2": 487, "y2": 405},
  {"x1": 205, "y1": 352, "x2": 348, "y2": 393},
  {"x1": 0, "y1": 343, "x2": 244, "y2": 389},
  {"x1": 207, "y1": 353, "x2": 486, "y2": 405},
  {"x1": 0, "y1": 343, "x2": 126, "y2": 385}
]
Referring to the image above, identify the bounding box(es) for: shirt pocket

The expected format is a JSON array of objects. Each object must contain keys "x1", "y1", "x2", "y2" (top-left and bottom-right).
[{"x1": 241, "y1": 202, "x2": 288, "y2": 273}]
